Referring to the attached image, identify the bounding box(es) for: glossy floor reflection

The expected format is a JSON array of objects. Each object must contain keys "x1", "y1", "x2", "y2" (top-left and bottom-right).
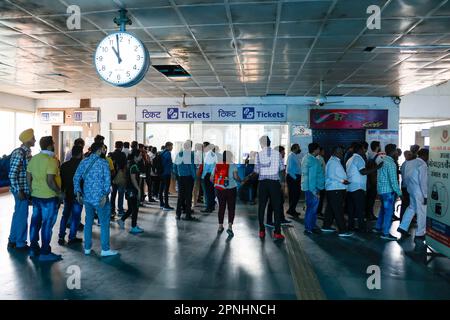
[{"x1": 0, "y1": 193, "x2": 449, "y2": 300}]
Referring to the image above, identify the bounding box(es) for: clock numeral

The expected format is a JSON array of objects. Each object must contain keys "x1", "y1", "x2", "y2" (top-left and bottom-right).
[
  {"x1": 101, "y1": 65, "x2": 106, "y2": 71},
  {"x1": 126, "y1": 71, "x2": 131, "y2": 77},
  {"x1": 98, "y1": 56, "x2": 103, "y2": 62},
  {"x1": 109, "y1": 39, "x2": 113, "y2": 45},
  {"x1": 102, "y1": 47, "x2": 108, "y2": 53},
  {"x1": 134, "y1": 45, "x2": 138, "y2": 52},
  {"x1": 133, "y1": 65, "x2": 137, "y2": 70},
  {"x1": 137, "y1": 55, "x2": 141, "y2": 61},
  {"x1": 109, "y1": 71, "x2": 112, "y2": 77},
  {"x1": 128, "y1": 38, "x2": 131, "y2": 44},
  {"x1": 120, "y1": 36, "x2": 123, "y2": 42},
  {"x1": 117, "y1": 74, "x2": 121, "y2": 80}
]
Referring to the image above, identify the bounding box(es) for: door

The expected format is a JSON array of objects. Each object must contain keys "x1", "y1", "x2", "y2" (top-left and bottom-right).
[
  {"x1": 60, "y1": 130, "x2": 82, "y2": 162},
  {"x1": 312, "y1": 129, "x2": 366, "y2": 160}
]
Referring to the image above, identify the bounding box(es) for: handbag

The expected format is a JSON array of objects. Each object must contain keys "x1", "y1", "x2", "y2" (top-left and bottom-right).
[{"x1": 113, "y1": 168, "x2": 127, "y2": 187}]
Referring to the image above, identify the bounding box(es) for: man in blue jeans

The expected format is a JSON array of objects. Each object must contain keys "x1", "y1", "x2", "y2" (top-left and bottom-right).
[
  {"x1": 58, "y1": 145, "x2": 83, "y2": 245},
  {"x1": 301, "y1": 143, "x2": 325, "y2": 234},
  {"x1": 8, "y1": 128, "x2": 35, "y2": 251},
  {"x1": 74, "y1": 142, "x2": 118, "y2": 257},
  {"x1": 159, "y1": 141, "x2": 174, "y2": 211},
  {"x1": 110, "y1": 141, "x2": 127, "y2": 217},
  {"x1": 27, "y1": 136, "x2": 63, "y2": 262},
  {"x1": 374, "y1": 143, "x2": 402, "y2": 241}
]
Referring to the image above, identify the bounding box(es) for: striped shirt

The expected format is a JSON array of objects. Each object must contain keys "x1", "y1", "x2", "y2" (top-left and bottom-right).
[{"x1": 254, "y1": 147, "x2": 284, "y2": 181}]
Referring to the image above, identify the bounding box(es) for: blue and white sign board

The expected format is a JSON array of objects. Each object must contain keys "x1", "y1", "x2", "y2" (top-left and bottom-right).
[{"x1": 136, "y1": 105, "x2": 287, "y2": 122}]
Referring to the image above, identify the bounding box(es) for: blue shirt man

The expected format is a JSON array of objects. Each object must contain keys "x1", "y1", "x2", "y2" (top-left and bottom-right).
[{"x1": 159, "y1": 142, "x2": 174, "y2": 210}]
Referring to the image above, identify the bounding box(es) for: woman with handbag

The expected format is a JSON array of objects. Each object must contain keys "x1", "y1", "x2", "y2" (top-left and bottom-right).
[
  {"x1": 210, "y1": 151, "x2": 241, "y2": 236},
  {"x1": 117, "y1": 149, "x2": 144, "y2": 234}
]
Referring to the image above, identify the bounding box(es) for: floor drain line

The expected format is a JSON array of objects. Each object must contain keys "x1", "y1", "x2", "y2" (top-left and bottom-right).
[{"x1": 283, "y1": 226, "x2": 327, "y2": 300}]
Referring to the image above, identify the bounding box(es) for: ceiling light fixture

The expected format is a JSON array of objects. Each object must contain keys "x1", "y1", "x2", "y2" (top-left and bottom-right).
[
  {"x1": 337, "y1": 84, "x2": 387, "y2": 89},
  {"x1": 366, "y1": 45, "x2": 450, "y2": 53}
]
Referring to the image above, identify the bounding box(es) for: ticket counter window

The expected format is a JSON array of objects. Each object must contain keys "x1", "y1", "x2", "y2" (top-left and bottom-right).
[{"x1": 145, "y1": 123, "x2": 190, "y2": 156}]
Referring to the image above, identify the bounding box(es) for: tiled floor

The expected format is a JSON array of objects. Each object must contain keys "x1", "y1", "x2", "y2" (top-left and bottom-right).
[{"x1": 0, "y1": 193, "x2": 449, "y2": 300}]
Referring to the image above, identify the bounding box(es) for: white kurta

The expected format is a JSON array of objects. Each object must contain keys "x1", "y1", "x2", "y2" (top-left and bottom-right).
[{"x1": 399, "y1": 158, "x2": 428, "y2": 236}]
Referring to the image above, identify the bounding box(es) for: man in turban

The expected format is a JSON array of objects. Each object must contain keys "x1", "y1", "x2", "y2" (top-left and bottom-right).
[{"x1": 8, "y1": 128, "x2": 35, "y2": 251}]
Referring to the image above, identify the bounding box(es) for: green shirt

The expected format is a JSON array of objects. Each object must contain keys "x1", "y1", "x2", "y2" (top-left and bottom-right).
[{"x1": 27, "y1": 152, "x2": 59, "y2": 199}]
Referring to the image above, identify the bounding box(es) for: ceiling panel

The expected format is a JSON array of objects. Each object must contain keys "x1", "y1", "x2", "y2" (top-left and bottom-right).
[{"x1": 230, "y1": 3, "x2": 277, "y2": 23}]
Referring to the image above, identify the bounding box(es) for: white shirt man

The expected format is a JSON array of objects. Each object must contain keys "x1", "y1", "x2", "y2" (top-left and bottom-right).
[{"x1": 398, "y1": 154, "x2": 428, "y2": 238}]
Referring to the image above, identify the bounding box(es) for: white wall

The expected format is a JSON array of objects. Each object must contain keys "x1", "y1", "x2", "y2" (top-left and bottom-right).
[
  {"x1": 401, "y1": 81, "x2": 450, "y2": 119},
  {"x1": 0, "y1": 92, "x2": 36, "y2": 112}
]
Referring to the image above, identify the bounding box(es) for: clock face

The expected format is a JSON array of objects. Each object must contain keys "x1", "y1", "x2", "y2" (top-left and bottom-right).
[{"x1": 94, "y1": 32, "x2": 150, "y2": 87}]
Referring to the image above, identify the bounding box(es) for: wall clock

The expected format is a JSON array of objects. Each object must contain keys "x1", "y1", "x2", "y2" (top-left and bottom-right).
[{"x1": 94, "y1": 10, "x2": 150, "y2": 87}]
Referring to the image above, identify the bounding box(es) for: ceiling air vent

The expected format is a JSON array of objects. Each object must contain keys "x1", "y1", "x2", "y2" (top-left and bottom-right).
[
  {"x1": 152, "y1": 65, "x2": 191, "y2": 78},
  {"x1": 32, "y1": 89, "x2": 71, "y2": 94}
]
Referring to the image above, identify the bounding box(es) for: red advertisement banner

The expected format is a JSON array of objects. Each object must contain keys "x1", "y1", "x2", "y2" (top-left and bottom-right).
[{"x1": 310, "y1": 109, "x2": 388, "y2": 129}]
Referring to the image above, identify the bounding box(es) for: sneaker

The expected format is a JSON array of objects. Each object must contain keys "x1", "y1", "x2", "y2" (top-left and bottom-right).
[
  {"x1": 321, "y1": 227, "x2": 337, "y2": 233},
  {"x1": 29, "y1": 249, "x2": 40, "y2": 258},
  {"x1": 117, "y1": 219, "x2": 125, "y2": 230},
  {"x1": 259, "y1": 231, "x2": 266, "y2": 239},
  {"x1": 163, "y1": 206, "x2": 174, "y2": 211},
  {"x1": 227, "y1": 228, "x2": 234, "y2": 237},
  {"x1": 58, "y1": 238, "x2": 66, "y2": 246},
  {"x1": 287, "y1": 211, "x2": 300, "y2": 217},
  {"x1": 15, "y1": 244, "x2": 30, "y2": 251},
  {"x1": 397, "y1": 227, "x2": 410, "y2": 238},
  {"x1": 77, "y1": 223, "x2": 84, "y2": 232},
  {"x1": 68, "y1": 237, "x2": 83, "y2": 245},
  {"x1": 84, "y1": 249, "x2": 91, "y2": 255},
  {"x1": 148, "y1": 198, "x2": 157, "y2": 203},
  {"x1": 312, "y1": 228, "x2": 322, "y2": 234},
  {"x1": 7, "y1": 241, "x2": 16, "y2": 249},
  {"x1": 281, "y1": 219, "x2": 292, "y2": 225},
  {"x1": 101, "y1": 250, "x2": 119, "y2": 257},
  {"x1": 264, "y1": 223, "x2": 275, "y2": 229},
  {"x1": 160, "y1": 204, "x2": 164, "y2": 209},
  {"x1": 273, "y1": 232, "x2": 285, "y2": 240},
  {"x1": 130, "y1": 227, "x2": 144, "y2": 234},
  {"x1": 175, "y1": 215, "x2": 181, "y2": 220},
  {"x1": 371, "y1": 228, "x2": 381, "y2": 234},
  {"x1": 39, "y1": 253, "x2": 62, "y2": 262},
  {"x1": 380, "y1": 234, "x2": 397, "y2": 241},
  {"x1": 338, "y1": 232, "x2": 354, "y2": 238},
  {"x1": 217, "y1": 226, "x2": 224, "y2": 233},
  {"x1": 304, "y1": 230, "x2": 313, "y2": 235},
  {"x1": 136, "y1": 226, "x2": 144, "y2": 232}
]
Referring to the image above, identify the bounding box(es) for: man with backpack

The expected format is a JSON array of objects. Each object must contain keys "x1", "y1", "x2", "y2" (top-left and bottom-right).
[
  {"x1": 173, "y1": 140, "x2": 197, "y2": 220},
  {"x1": 110, "y1": 141, "x2": 127, "y2": 218},
  {"x1": 7, "y1": 128, "x2": 35, "y2": 251}
]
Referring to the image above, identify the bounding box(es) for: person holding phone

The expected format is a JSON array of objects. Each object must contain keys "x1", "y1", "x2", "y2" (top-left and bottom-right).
[{"x1": 321, "y1": 146, "x2": 353, "y2": 237}]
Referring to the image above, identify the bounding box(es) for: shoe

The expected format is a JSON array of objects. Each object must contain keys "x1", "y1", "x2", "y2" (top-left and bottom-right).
[
  {"x1": 77, "y1": 223, "x2": 84, "y2": 232},
  {"x1": 281, "y1": 219, "x2": 291, "y2": 225},
  {"x1": 264, "y1": 223, "x2": 275, "y2": 229},
  {"x1": 321, "y1": 227, "x2": 336, "y2": 233},
  {"x1": 259, "y1": 231, "x2": 266, "y2": 239},
  {"x1": 218, "y1": 226, "x2": 224, "y2": 233},
  {"x1": 227, "y1": 228, "x2": 234, "y2": 237},
  {"x1": 58, "y1": 238, "x2": 65, "y2": 246},
  {"x1": 338, "y1": 232, "x2": 354, "y2": 238},
  {"x1": 381, "y1": 234, "x2": 397, "y2": 241},
  {"x1": 304, "y1": 230, "x2": 313, "y2": 235},
  {"x1": 163, "y1": 206, "x2": 174, "y2": 211},
  {"x1": 39, "y1": 253, "x2": 62, "y2": 262},
  {"x1": 182, "y1": 216, "x2": 199, "y2": 221},
  {"x1": 101, "y1": 250, "x2": 119, "y2": 257},
  {"x1": 7, "y1": 241, "x2": 16, "y2": 249},
  {"x1": 397, "y1": 227, "x2": 410, "y2": 238},
  {"x1": 130, "y1": 227, "x2": 144, "y2": 234},
  {"x1": 371, "y1": 228, "x2": 381, "y2": 234},
  {"x1": 201, "y1": 209, "x2": 212, "y2": 213},
  {"x1": 84, "y1": 249, "x2": 91, "y2": 255},
  {"x1": 68, "y1": 237, "x2": 83, "y2": 245},
  {"x1": 175, "y1": 215, "x2": 181, "y2": 220},
  {"x1": 117, "y1": 219, "x2": 125, "y2": 230},
  {"x1": 29, "y1": 249, "x2": 40, "y2": 258},
  {"x1": 287, "y1": 212, "x2": 300, "y2": 218},
  {"x1": 160, "y1": 204, "x2": 164, "y2": 209},
  {"x1": 273, "y1": 232, "x2": 285, "y2": 240},
  {"x1": 15, "y1": 244, "x2": 30, "y2": 252},
  {"x1": 136, "y1": 226, "x2": 144, "y2": 232},
  {"x1": 415, "y1": 235, "x2": 426, "y2": 241},
  {"x1": 148, "y1": 198, "x2": 157, "y2": 203},
  {"x1": 312, "y1": 228, "x2": 322, "y2": 234},
  {"x1": 392, "y1": 216, "x2": 400, "y2": 221}
]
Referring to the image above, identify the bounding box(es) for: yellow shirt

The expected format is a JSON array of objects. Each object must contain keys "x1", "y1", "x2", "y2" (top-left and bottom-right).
[
  {"x1": 27, "y1": 153, "x2": 59, "y2": 199},
  {"x1": 107, "y1": 157, "x2": 114, "y2": 172}
]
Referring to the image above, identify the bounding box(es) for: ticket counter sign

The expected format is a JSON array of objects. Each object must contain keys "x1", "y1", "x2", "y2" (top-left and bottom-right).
[
  {"x1": 427, "y1": 125, "x2": 450, "y2": 258},
  {"x1": 136, "y1": 105, "x2": 286, "y2": 122}
]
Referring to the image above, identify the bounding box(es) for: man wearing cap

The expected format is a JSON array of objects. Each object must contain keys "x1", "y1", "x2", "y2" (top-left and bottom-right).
[{"x1": 7, "y1": 128, "x2": 35, "y2": 251}]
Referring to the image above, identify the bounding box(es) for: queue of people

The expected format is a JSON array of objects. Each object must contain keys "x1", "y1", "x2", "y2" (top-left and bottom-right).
[{"x1": 6, "y1": 128, "x2": 430, "y2": 263}]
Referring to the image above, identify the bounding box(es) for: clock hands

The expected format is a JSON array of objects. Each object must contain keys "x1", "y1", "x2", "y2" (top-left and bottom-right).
[{"x1": 112, "y1": 34, "x2": 122, "y2": 64}]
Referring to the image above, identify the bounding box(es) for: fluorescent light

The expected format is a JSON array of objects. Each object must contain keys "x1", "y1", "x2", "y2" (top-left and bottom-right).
[
  {"x1": 150, "y1": 52, "x2": 172, "y2": 58},
  {"x1": 337, "y1": 84, "x2": 387, "y2": 89},
  {"x1": 373, "y1": 45, "x2": 450, "y2": 52}
]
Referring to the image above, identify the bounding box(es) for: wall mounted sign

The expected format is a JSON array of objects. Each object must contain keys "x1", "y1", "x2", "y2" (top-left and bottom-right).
[
  {"x1": 427, "y1": 125, "x2": 450, "y2": 258},
  {"x1": 40, "y1": 111, "x2": 65, "y2": 124},
  {"x1": 366, "y1": 129, "x2": 399, "y2": 149},
  {"x1": 136, "y1": 105, "x2": 287, "y2": 122},
  {"x1": 292, "y1": 124, "x2": 312, "y2": 137},
  {"x1": 309, "y1": 109, "x2": 388, "y2": 129},
  {"x1": 73, "y1": 110, "x2": 99, "y2": 123}
]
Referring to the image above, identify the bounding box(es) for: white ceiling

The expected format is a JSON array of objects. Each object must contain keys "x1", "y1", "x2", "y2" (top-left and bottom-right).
[{"x1": 1, "y1": 0, "x2": 450, "y2": 99}]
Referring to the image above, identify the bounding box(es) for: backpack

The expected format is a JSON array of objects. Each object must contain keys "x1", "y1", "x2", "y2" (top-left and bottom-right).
[
  {"x1": 0, "y1": 148, "x2": 26, "y2": 188},
  {"x1": 152, "y1": 151, "x2": 164, "y2": 176},
  {"x1": 214, "y1": 163, "x2": 230, "y2": 190}
]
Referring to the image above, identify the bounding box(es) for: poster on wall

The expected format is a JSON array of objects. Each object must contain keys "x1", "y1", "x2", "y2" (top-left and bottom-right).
[
  {"x1": 40, "y1": 111, "x2": 64, "y2": 124},
  {"x1": 366, "y1": 129, "x2": 399, "y2": 149},
  {"x1": 427, "y1": 125, "x2": 450, "y2": 258},
  {"x1": 73, "y1": 110, "x2": 98, "y2": 123},
  {"x1": 292, "y1": 124, "x2": 312, "y2": 137},
  {"x1": 309, "y1": 109, "x2": 388, "y2": 129}
]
